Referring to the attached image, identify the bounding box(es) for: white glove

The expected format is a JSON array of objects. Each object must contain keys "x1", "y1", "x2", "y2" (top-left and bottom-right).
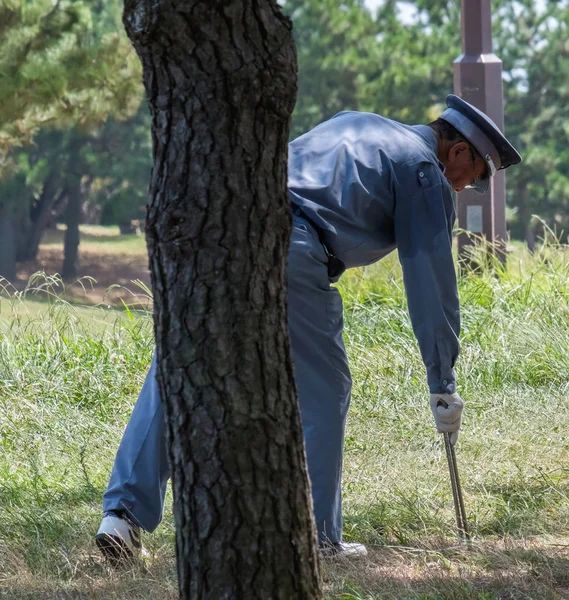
[{"x1": 429, "y1": 392, "x2": 464, "y2": 446}]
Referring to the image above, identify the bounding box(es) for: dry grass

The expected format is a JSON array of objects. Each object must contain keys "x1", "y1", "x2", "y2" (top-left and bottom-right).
[
  {"x1": 14, "y1": 226, "x2": 151, "y2": 306},
  {"x1": 3, "y1": 536, "x2": 569, "y2": 599},
  {"x1": 322, "y1": 536, "x2": 569, "y2": 599},
  {"x1": 40, "y1": 225, "x2": 148, "y2": 256},
  {"x1": 0, "y1": 549, "x2": 178, "y2": 599}
]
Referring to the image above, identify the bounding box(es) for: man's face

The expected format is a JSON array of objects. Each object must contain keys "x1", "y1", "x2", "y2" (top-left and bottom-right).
[{"x1": 442, "y1": 141, "x2": 488, "y2": 193}]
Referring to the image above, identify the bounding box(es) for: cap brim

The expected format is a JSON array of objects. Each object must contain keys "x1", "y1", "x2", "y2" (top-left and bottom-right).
[{"x1": 446, "y1": 95, "x2": 523, "y2": 169}]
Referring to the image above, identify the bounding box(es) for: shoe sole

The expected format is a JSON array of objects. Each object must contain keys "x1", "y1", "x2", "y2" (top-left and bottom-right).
[
  {"x1": 96, "y1": 533, "x2": 135, "y2": 565},
  {"x1": 320, "y1": 551, "x2": 368, "y2": 560},
  {"x1": 320, "y1": 545, "x2": 368, "y2": 560}
]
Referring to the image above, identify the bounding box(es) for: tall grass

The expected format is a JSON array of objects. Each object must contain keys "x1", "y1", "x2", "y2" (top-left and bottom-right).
[
  {"x1": 340, "y1": 238, "x2": 569, "y2": 542},
  {"x1": 1, "y1": 238, "x2": 569, "y2": 598},
  {"x1": 0, "y1": 276, "x2": 169, "y2": 598}
]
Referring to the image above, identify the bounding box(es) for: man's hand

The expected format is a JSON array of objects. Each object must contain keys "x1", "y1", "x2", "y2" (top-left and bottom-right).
[{"x1": 429, "y1": 392, "x2": 464, "y2": 446}]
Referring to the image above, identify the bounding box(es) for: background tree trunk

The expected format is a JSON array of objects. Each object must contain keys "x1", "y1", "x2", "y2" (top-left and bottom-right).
[
  {"x1": 18, "y1": 171, "x2": 62, "y2": 262},
  {"x1": 0, "y1": 206, "x2": 17, "y2": 282},
  {"x1": 62, "y1": 176, "x2": 82, "y2": 280},
  {"x1": 525, "y1": 221, "x2": 537, "y2": 254},
  {"x1": 123, "y1": 1, "x2": 322, "y2": 598},
  {"x1": 62, "y1": 136, "x2": 85, "y2": 281},
  {"x1": 516, "y1": 184, "x2": 537, "y2": 252},
  {"x1": 118, "y1": 221, "x2": 137, "y2": 235}
]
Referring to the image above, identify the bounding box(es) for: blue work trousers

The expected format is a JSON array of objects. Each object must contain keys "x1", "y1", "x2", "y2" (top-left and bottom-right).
[{"x1": 103, "y1": 216, "x2": 352, "y2": 544}]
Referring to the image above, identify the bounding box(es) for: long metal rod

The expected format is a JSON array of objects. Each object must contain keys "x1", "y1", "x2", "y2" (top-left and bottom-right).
[
  {"x1": 443, "y1": 433, "x2": 463, "y2": 536},
  {"x1": 449, "y1": 438, "x2": 470, "y2": 541},
  {"x1": 443, "y1": 433, "x2": 470, "y2": 542}
]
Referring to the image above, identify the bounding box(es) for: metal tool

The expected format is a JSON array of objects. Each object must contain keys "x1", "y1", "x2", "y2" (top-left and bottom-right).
[{"x1": 443, "y1": 432, "x2": 470, "y2": 544}]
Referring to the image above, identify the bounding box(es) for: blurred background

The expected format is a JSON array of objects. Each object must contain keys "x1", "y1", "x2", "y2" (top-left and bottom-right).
[{"x1": 1, "y1": 0, "x2": 568, "y2": 301}]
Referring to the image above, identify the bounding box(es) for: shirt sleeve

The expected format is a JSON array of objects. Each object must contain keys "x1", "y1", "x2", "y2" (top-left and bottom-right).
[{"x1": 394, "y1": 162, "x2": 460, "y2": 394}]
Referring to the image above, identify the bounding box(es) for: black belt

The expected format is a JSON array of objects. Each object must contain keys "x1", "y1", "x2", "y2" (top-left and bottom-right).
[{"x1": 291, "y1": 205, "x2": 346, "y2": 280}]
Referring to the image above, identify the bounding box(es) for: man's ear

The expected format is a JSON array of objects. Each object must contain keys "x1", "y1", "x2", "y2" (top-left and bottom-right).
[{"x1": 450, "y1": 141, "x2": 469, "y2": 161}]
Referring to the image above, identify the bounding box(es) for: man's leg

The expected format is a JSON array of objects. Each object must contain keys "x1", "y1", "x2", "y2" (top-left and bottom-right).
[
  {"x1": 99, "y1": 217, "x2": 358, "y2": 556},
  {"x1": 102, "y1": 355, "x2": 170, "y2": 532},
  {"x1": 287, "y1": 217, "x2": 353, "y2": 546}
]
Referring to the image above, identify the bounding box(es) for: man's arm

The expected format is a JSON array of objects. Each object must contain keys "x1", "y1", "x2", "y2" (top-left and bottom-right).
[{"x1": 394, "y1": 162, "x2": 460, "y2": 394}]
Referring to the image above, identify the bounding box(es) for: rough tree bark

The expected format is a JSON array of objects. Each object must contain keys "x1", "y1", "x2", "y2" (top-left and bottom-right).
[{"x1": 122, "y1": 1, "x2": 322, "y2": 599}]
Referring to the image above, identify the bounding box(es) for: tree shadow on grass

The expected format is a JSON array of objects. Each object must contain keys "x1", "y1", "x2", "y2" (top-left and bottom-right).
[
  {"x1": 324, "y1": 541, "x2": 569, "y2": 599},
  {"x1": 0, "y1": 549, "x2": 178, "y2": 600},
  {"x1": 3, "y1": 477, "x2": 569, "y2": 599},
  {"x1": 337, "y1": 479, "x2": 569, "y2": 598},
  {"x1": 3, "y1": 542, "x2": 569, "y2": 600}
]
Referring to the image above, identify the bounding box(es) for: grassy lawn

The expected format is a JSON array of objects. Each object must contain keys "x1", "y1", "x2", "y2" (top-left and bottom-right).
[
  {"x1": 2, "y1": 241, "x2": 569, "y2": 598},
  {"x1": 13, "y1": 225, "x2": 152, "y2": 307},
  {"x1": 40, "y1": 225, "x2": 148, "y2": 256}
]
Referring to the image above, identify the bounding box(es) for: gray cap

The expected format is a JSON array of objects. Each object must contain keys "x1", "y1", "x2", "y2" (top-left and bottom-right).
[{"x1": 439, "y1": 94, "x2": 522, "y2": 194}]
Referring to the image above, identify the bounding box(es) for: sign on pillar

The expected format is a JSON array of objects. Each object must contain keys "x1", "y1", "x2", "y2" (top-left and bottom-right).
[{"x1": 454, "y1": 0, "x2": 507, "y2": 260}]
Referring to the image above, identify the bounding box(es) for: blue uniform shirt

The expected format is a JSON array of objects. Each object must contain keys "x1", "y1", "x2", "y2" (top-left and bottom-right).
[{"x1": 288, "y1": 111, "x2": 459, "y2": 395}]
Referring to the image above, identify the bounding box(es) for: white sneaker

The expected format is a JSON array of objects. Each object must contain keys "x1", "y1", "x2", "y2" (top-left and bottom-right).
[
  {"x1": 320, "y1": 541, "x2": 368, "y2": 559},
  {"x1": 96, "y1": 511, "x2": 143, "y2": 563}
]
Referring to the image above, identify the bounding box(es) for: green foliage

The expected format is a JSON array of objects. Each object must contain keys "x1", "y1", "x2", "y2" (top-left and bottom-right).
[
  {"x1": 361, "y1": 1, "x2": 458, "y2": 123},
  {"x1": 92, "y1": 105, "x2": 152, "y2": 227},
  {"x1": 0, "y1": 0, "x2": 147, "y2": 270},
  {"x1": 494, "y1": 0, "x2": 569, "y2": 242},
  {"x1": 4, "y1": 0, "x2": 569, "y2": 245},
  {"x1": 286, "y1": 0, "x2": 380, "y2": 138},
  {"x1": 285, "y1": 0, "x2": 458, "y2": 138},
  {"x1": 0, "y1": 0, "x2": 143, "y2": 160}
]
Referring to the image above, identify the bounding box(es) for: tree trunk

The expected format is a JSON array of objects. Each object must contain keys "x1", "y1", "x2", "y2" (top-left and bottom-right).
[
  {"x1": 517, "y1": 184, "x2": 537, "y2": 252},
  {"x1": 118, "y1": 221, "x2": 137, "y2": 235},
  {"x1": 123, "y1": 1, "x2": 321, "y2": 598},
  {"x1": 525, "y1": 221, "x2": 536, "y2": 253},
  {"x1": 62, "y1": 176, "x2": 82, "y2": 280},
  {"x1": 0, "y1": 206, "x2": 17, "y2": 282},
  {"x1": 18, "y1": 172, "x2": 62, "y2": 262}
]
